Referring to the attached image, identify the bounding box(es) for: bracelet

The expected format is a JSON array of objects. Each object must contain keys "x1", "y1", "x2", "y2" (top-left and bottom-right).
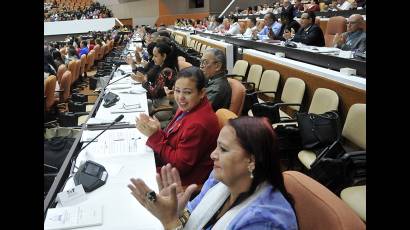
[
  {"x1": 172, "y1": 223, "x2": 183, "y2": 230},
  {"x1": 178, "y1": 208, "x2": 191, "y2": 227}
]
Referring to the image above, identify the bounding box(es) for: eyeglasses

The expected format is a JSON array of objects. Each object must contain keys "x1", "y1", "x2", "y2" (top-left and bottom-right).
[
  {"x1": 347, "y1": 21, "x2": 358, "y2": 25},
  {"x1": 200, "y1": 59, "x2": 217, "y2": 67}
]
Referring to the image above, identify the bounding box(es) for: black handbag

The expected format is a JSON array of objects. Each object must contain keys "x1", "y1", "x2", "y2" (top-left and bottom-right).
[
  {"x1": 251, "y1": 102, "x2": 280, "y2": 124},
  {"x1": 309, "y1": 140, "x2": 346, "y2": 191},
  {"x1": 296, "y1": 110, "x2": 341, "y2": 149},
  {"x1": 242, "y1": 88, "x2": 258, "y2": 115},
  {"x1": 309, "y1": 140, "x2": 365, "y2": 193}
]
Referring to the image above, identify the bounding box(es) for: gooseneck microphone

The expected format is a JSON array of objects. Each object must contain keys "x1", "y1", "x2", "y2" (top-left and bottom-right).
[
  {"x1": 105, "y1": 73, "x2": 132, "y2": 88},
  {"x1": 78, "y1": 114, "x2": 125, "y2": 153}
]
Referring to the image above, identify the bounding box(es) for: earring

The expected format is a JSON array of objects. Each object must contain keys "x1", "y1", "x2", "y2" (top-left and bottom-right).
[{"x1": 248, "y1": 164, "x2": 254, "y2": 179}]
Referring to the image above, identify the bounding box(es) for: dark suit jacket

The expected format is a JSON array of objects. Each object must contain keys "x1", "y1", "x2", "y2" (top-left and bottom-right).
[
  {"x1": 278, "y1": 20, "x2": 301, "y2": 41},
  {"x1": 147, "y1": 98, "x2": 219, "y2": 186},
  {"x1": 206, "y1": 72, "x2": 231, "y2": 112},
  {"x1": 292, "y1": 24, "x2": 325, "y2": 47}
]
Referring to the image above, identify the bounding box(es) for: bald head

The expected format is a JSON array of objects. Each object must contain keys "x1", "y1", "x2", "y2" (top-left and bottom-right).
[
  {"x1": 347, "y1": 14, "x2": 365, "y2": 32},
  {"x1": 349, "y1": 14, "x2": 364, "y2": 23}
]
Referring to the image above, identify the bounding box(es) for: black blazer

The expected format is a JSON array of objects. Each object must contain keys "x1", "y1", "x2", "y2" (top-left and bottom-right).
[
  {"x1": 278, "y1": 20, "x2": 301, "y2": 41},
  {"x1": 292, "y1": 24, "x2": 325, "y2": 47}
]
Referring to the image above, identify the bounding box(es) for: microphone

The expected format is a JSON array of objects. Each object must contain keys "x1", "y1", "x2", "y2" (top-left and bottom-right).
[
  {"x1": 117, "y1": 69, "x2": 126, "y2": 75},
  {"x1": 79, "y1": 114, "x2": 125, "y2": 153},
  {"x1": 105, "y1": 73, "x2": 132, "y2": 88}
]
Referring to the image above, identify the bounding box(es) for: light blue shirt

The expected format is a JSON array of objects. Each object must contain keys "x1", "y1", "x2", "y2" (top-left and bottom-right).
[
  {"x1": 187, "y1": 171, "x2": 298, "y2": 230},
  {"x1": 259, "y1": 21, "x2": 282, "y2": 37}
]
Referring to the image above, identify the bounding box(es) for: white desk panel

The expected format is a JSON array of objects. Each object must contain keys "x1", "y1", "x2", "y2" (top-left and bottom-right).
[
  {"x1": 44, "y1": 18, "x2": 123, "y2": 36},
  {"x1": 243, "y1": 49, "x2": 366, "y2": 90}
]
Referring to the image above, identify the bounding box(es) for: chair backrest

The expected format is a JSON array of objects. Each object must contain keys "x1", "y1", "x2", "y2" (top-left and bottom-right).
[
  {"x1": 67, "y1": 60, "x2": 76, "y2": 85},
  {"x1": 258, "y1": 70, "x2": 280, "y2": 99},
  {"x1": 103, "y1": 44, "x2": 109, "y2": 55},
  {"x1": 94, "y1": 44, "x2": 101, "y2": 61},
  {"x1": 74, "y1": 59, "x2": 81, "y2": 83},
  {"x1": 308, "y1": 88, "x2": 339, "y2": 114},
  {"x1": 59, "y1": 70, "x2": 72, "y2": 102},
  {"x1": 283, "y1": 171, "x2": 366, "y2": 230},
  {"x1": 178, "y1": 60, "x2": 193, "y2": 70},
  {"x1": 44, "y1": 75, "x2": 57, "y2": 111},
  {"x1": 188, "y1": 39, "x2": 196, "y2": 48},
  {"x1": 86, "y1": 50, "x2": 95, "y2": 71},
  {"x1": 246, "y1": 64, "x2": 263, "y2": 89},
  {"x1": 281, "y1": 77, "x2": 305, "y2": 111},
  {"x1": 227, "y1": 78, "x2": 246, "y2": 115},
  {"x1": 324, "y1": 16, "x2": 347, "y2": 47},
  {"x1": 80, "y1": 54, "x2": 86, "y2": 76},
  {"x1": 100, "y1": 45, "x2": 106, "y2": 59},
  {"x1": 200, "y1": 45, "x2": 208, "y2": 54},
  {"x1": 342, "y1": 103, "x2": 366, "y2": 150},
  {"x1": 195, "y1": 42, "x2": 202, "y2": 52},
  {"x1": 215, "y1": 108, "x2": 238, "y2": 129},
  {"x1": 56, "y1": 64, "x2": 67, "y2": 84},
  {"x1": 232, "y1": 60, "x2": 248, "y2": 77}
]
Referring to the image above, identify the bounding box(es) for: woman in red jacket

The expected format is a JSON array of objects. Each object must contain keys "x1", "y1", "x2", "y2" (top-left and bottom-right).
[{"x1": 135, "y1": 66, "x2": 220, "y2": 186}]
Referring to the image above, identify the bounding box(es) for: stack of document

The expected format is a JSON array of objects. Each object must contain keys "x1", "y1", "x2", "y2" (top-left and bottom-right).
[{"x1": 44, "y1": 205, "x2": 103, "y2": 230}]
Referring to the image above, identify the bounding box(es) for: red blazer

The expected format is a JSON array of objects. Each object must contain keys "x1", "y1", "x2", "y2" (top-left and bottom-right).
[{"x1": 146, "y1": 98, "x2": 220, "y2": 186}]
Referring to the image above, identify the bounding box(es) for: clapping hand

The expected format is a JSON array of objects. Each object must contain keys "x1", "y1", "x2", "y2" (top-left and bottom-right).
[
  {"x1": 157, "y1": 164, "x2": 198, "y2": 215},
  {"x1": 135, "y1": 113, "x2": 160, "y2": 137},
  {"x1": 333, "y1": 33, "x2": 346, "y2": 46},
  {"x1": 128, "y1": 164, "x2": 198, "y2": 228},
  {"x1": 164, "y1": 86, "x2": 174, "y2": 100},
  {"x1": 131, "y1": 71, "x2": 146, "y2": 83}
]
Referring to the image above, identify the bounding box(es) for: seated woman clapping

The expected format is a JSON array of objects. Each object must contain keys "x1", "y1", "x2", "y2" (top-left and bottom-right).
[
  {"x1": 135, "y1": 66, "x2": 220, "y2": 186},
  {"x1": 129, "y1": 116, "x2": 298, "y2": 229}
]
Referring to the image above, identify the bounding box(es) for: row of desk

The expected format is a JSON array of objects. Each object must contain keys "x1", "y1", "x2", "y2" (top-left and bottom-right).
[
  {"x1": 168, "y1": 27, "x2": 365, "y2": 120},
  {"x1": 44, "y1": 34, "x2": 163, "y2": 229},
  {"x1": 234, "y1": 9, "x2": 366, "y2": 20},
  {"x1": 171, "y1": 27, "x2": 366, "y2": 77}
]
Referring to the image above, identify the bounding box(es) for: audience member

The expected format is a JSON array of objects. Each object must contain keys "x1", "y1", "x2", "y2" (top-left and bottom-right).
[
  {"x1": 277, "y1": 11, "x2": 301, "y2": 41},
  {"x1": 257, "y1": 12, "x2": 282, "y2": 39},
  {"x1": 134, "y1": 66, "x2": 220, "y2": 186},
  {"x1": 200, "y1": 48, "x2": 231, "y2": 112},
  {"x1": 306, "y1": 0, "x2": 321, "y2": 12},
  {"x1": 132, "y1": 42, "x2": 177, "y2": 122},
  {"x1": 284, "y1": 11, "x2": 325, "y2": 46},
  {"x1": 225, "y1": 15, "x2": 241, "y2": 35},
  {"x1": 281, "y1": 0, "x2": 295, "y2": 17},
  {"x1": 333, "y1": 14, "x2": 366, "y2": 52},
  {"x1": 64, "y1": 45, "x2": 79, "y2": 65},
  {"x1": 243, "y1": 16, "x2": 258, "y2": 36},
  {"x1": 129, "y1": 116, "x2": 298, "y2": 229},
  {"x1": 78, "y1": 40, "x2": 89, "y2": 57},
  {"x1": 334, "y1": 0, "x2": 354, "y2": 10}
]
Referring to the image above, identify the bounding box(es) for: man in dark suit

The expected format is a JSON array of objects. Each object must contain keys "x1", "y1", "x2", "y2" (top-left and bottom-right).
[
  {"x1": 281, "y1": 0, "x2": 295, "y2": 18},
  {"x1": 284, "y1": 11, "x2": 325, "y2": 47}
]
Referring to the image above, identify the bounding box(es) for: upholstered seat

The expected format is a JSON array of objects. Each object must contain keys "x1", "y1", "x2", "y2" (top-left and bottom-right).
[
  {"x1": 340, "y1": 185, "x2": 366, "y2": 221},
  {"x1": 227, "y1": 78, "x2": 246, "y2": 115},
  {"x1": 215, "y1": 108, "x2": 238, "y2": 128},
  {"x1": 324, "y1": 16, "x2": 347, "y2": 47},
  {"x1": 283, "y1": 171, "x2": 365, "y2": 230},
  {"x1": 298, "y1": 103, "x2": 366, "y2": 169}
]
